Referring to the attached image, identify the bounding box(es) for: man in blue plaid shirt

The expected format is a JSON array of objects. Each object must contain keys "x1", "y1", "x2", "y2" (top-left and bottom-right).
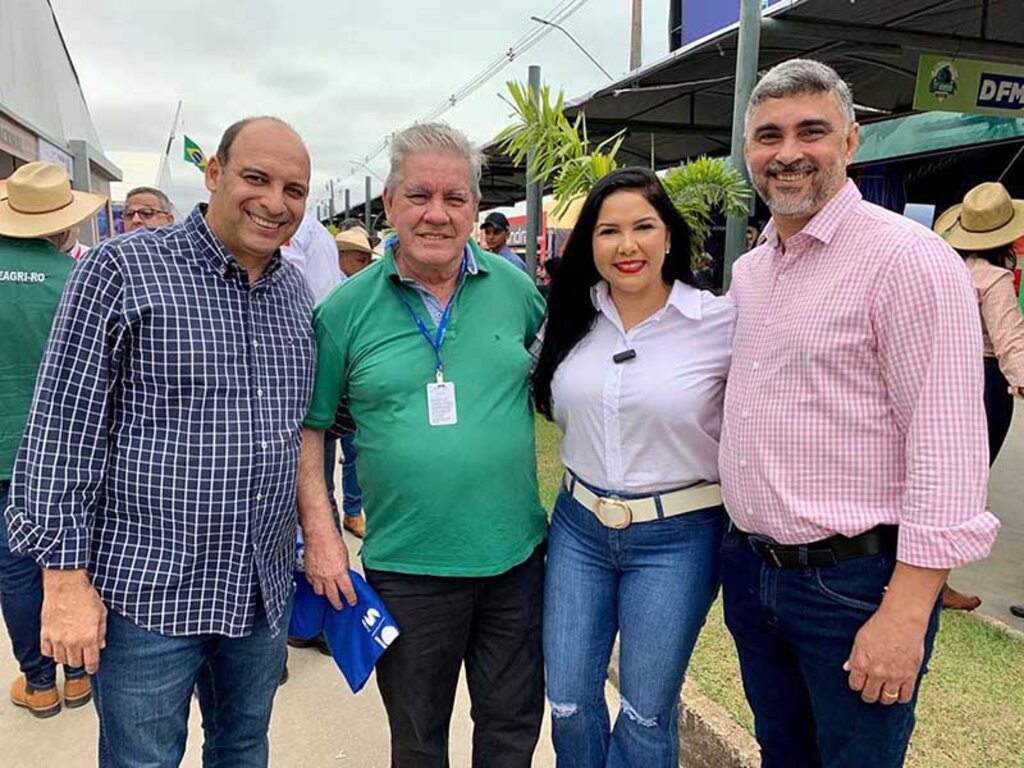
[{"x1": 5, "y1": 116, "x2": 315, "y2": 767}]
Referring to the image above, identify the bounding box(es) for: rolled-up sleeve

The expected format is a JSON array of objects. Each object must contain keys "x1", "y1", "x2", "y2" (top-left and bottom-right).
[
  {"x1": 4, "y1": 248, "x2": 125, "y2": 569},
  {"x1": 873, "y1": 237, "x2": 1000, "y2": 568}
]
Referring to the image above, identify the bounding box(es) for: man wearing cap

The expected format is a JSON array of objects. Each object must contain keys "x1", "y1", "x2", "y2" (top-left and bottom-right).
[
  {"x1": 719, "y1": 59, "x2": 999, "y2": 767},
  {"x1": 481, "y1": 211, "x2": 529, "y2": 273},
  {"x1": 0, "y1": 163, "x2": 105, "y2": 719},
  {"x1": 5, "y1": 117, "x2": 315, "y2": 765},
  {"x1": 331, "y1": 224, "x2": 376, "y2": 539},
  {"x1": 122, "y1": 186, "x2": 175, "y2": 233},
  {"x1": 297, "y1": 122, "x2": 547, "y2": 767}
]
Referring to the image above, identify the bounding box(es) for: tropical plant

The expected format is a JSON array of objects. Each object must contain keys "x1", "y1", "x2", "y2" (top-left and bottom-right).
[
  {"x1": 662, "y1": 156, "x2": 751, "y2": 258},
  {"x1": 495, "y1": 81, "x2": 624, "y2": 217},
  {"x1": 496, "y1": 80, "x2": 750, "y2": 257}
]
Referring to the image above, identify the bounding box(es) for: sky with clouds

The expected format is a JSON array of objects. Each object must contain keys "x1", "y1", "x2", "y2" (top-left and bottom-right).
[{"x1": 50, "y1": 0, "x2": 674, "y2": 213}]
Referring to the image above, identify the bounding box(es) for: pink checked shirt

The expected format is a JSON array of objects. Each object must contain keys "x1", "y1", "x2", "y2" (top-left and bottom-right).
[{"x1": 720, "y1": 180, "x2": 1000, "y2": 569}]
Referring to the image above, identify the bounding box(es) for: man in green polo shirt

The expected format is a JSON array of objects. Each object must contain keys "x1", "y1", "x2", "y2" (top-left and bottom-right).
[
  {"x1": 296, "y1": 123, "x2": 547, "y2": 767},
  {"x1": 0, "y1": 163, "x2": 105, "y2": 718}
]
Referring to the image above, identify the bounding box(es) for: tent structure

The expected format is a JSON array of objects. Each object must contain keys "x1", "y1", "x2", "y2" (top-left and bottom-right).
[
  {"x1": 475, "y1": 0, "x2": 1024, "y2": 208},
  {"x1": 0, "y1": 0, "x2": 121, "y2": 243}
]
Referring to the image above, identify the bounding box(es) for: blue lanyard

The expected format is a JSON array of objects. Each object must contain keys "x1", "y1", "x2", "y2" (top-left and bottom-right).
[{"x1": 395, "y1": 253, "x2": 468, "y2": 382}]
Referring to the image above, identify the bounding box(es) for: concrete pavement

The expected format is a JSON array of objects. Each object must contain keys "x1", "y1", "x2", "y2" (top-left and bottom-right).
[
  {"x1": 0, "y1": 528, "x2": 573, "y2": 766},
  {"x1": 3, "y1": 406, "x2": 1021, "y2": 765},
  {"x1": 950, "y1": 400, "x2": 1024, "y2": 629}
]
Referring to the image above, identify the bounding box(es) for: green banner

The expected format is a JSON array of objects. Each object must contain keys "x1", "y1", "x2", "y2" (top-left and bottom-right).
[{"x1": 914, "y1": 54, "x2": 1024, "y2": 118}]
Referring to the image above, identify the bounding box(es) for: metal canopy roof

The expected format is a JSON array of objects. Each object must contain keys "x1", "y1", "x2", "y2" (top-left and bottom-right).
[{"x1": 476, "y1": 0, "x2": 1024, "y2": 209}]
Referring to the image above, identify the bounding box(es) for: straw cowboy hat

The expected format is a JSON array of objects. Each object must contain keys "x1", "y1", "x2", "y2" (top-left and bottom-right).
[
  {"x1": 0, "y1": 162, "x2": 106, "y2": 239},
  {"x1": 934, "y1": 182, "x2": 1024, "y2": 251},
  {"x1": 335, "y1": 228, "x2": 374, "y2": 255}
]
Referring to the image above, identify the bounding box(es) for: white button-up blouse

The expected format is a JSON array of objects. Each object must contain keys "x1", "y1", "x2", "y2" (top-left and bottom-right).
[{"x1": 552, "y1": 280, "x2": 735, "y2": 494}]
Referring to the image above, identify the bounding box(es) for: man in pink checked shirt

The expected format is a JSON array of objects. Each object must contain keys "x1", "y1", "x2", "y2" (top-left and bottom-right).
[{"x1": 718, "y1": 59, "x2": 1000, "y2": 768}]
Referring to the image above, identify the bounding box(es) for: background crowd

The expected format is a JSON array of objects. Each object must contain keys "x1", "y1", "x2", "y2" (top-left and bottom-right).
[{"x1": 0, "y1": 57, "x2": 1022, "y2": 768}]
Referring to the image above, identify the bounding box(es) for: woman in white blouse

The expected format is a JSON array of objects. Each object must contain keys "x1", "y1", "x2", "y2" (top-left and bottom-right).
[{"x1": 532, "y1": 168, "x2": 735, "y2": 767}]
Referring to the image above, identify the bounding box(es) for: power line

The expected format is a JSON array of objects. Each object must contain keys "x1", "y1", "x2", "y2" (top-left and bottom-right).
[{"x1": 335, "y1": 0, "x2": 596, "y2": 192}]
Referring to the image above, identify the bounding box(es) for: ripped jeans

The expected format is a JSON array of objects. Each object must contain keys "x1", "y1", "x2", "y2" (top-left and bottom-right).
[{"x1": 543, "y1": 482, "x2": 724, "y2": 768}]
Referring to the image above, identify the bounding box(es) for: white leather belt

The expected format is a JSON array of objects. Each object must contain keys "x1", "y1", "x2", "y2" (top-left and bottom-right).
[{"x1": 565, "y1": 473, "x2": 722, "y2": 530}]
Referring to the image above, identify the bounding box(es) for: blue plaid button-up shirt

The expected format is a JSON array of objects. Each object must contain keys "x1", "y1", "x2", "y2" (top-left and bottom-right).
[{"x1": 5, "y1": 205, "x2": 315, "y2": 637}]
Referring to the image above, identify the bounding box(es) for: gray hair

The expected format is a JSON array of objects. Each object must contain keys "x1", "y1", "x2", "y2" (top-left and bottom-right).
[
  {"x1": 385, "y1": 122, "x2": 484, "y2": 200},
  {"x1": 125, "y1": 186, "x2": 173, "y2": 213},
  {"x1": 744, "y1": 59, "x2": 856, "y2": 136}
]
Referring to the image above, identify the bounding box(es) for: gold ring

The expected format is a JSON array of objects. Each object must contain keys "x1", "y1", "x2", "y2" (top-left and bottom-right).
[{"x1": 882, "y1": 690, "x2": 899, "y2": 700}]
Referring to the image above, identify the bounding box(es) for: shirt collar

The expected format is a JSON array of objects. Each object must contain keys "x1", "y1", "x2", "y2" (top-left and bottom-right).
[
  {"x1": 590, "y1": 279, "x2": 703, "y2": 321},
  {"x1": 762, "y1": 178, "x2": 862, "y2": 249},
  {"x1": 382, "y1": 236, "x2": 486, "y2": 282},
  {"x1": 186, "y1": 204, "x2": 285, "y2": 282}
]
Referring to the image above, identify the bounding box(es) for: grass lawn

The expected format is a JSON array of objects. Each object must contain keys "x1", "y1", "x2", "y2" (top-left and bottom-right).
[{"x1": 534, "y1": 416, "x2": 1024, "y2": 768}]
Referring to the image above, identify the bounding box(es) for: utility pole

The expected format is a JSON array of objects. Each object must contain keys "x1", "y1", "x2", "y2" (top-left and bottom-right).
[
  {"x1": 525, "y1": 65, "x2": 543, "y2": 278},
  {"x1": 344, "y1": 189, "x2": 351, "y2": 220},
  {"x1": 722, "y1": 0, "x2": 762, "y2": 291},
  {"x1": 364, "y1": 176, "x2": 372, "y2": 233},
  {"x1": 630, "y1": 0, "x2": 642, "y2": 71},
  {"x1": 328, "y1": 179, "x2": 336, "y2": 221}
]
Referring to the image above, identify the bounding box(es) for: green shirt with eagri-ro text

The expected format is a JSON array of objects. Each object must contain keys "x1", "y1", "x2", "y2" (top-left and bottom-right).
[{"x1": 0, "y1": 236, "x2": 74, "y2": 480}]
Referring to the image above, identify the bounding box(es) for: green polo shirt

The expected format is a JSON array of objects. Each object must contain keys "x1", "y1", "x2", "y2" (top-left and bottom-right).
[
  {"x1": 0, "y1": 236, "x2": 75, "y2": 480},
  {"x1": 305, "y1": 239, "x2": 547, "y2": 576}
]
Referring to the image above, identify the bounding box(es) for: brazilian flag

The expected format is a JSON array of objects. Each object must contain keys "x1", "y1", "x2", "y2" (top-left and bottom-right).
[{"x1": 184, "y1": 136, "x2": 208, "y2": 172}]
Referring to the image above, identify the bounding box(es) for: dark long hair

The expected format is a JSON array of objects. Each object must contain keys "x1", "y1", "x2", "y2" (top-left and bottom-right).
[
  {"x1": 532, "y1": 167, "x2": 695, "y2": 419},
  {"x1": 956, "y1": 244, "x2": 1018, "y2": 271}
]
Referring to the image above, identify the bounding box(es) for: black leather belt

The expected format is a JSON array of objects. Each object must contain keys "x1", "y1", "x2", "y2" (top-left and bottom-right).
[{"x1": 735, "y1": 525, "x2": 898, "y2": 568}]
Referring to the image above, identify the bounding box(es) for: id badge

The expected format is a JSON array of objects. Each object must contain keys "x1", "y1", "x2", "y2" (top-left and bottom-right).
[{"x1": 426, "y1": 381, "x2": 458, "y2": 426}]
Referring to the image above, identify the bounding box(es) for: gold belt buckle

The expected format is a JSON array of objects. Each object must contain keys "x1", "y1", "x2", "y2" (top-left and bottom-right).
[{"x1": 595, "y1": 497, "x2": 632, "y2": 529}]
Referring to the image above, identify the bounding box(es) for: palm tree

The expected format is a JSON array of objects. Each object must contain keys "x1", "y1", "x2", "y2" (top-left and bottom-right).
[
  {"x1": 662, "y1": 157, "x2": 751, "y2": 260},
  {"x1": 496, "y1": 81, "x2": 751, "y2": 259}
]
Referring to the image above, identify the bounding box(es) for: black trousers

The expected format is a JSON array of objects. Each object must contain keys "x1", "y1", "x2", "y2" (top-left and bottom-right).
[
  {"x1": 365, "y1": 544, "x2": 546, "y2": 768},
  {"x1": 984, "y1": 356, "x2": 1015, "y2": 465}
]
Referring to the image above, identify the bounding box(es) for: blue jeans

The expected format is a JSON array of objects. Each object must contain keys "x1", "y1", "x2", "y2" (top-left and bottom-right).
[
  {"x1": 544, "y1": 482, "x2": 725, "y2": 768},
  {"x1": 92, "y1": 598, "x2": 288, "y2": 768},
  {"x1": 339, "y1": 429, "x2": 362, "y2": 518},
  {"x1": 324, "y1": 432, "x2": 362, "y2": 524},
  {"x1": 0, "y1": 481, "x2": 86, "y2": 690},
  {"x1": 720, "y1": 527, "x2": 941, "y2": 768},
  {"x1": 323, "y1": 437, "x2": 341, "y2": 528}
]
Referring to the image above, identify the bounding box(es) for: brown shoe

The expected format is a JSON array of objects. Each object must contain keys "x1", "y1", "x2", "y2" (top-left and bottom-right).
[
  {"x1": 63, "y1": 676, "x2": 92, "y2": 709},
  {"x1": 343, "y1": 514, "x2": 365, "y2": 539},
  {"x1": 941, "y1": 584, "x2": 981, "y2": 611},
  {"x1": 10, "y1": 676, "x2": 60, "y2": 718}
]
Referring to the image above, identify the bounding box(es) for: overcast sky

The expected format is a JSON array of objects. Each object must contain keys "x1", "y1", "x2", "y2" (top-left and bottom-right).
[{"x1": 50, "y1": 0, "x2": 673, "y2": 213}]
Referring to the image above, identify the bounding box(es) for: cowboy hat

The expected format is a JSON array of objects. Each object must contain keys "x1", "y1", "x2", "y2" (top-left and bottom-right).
[
  {"x1": 934, "y1": 182, "x2": 1024, "y2": 251},
  {"x1": 0, "y1": 162, "x2": 106, "y2": 239},
  {"x1": 335, "y1": 228, "x2": 374, "y2": 255}
]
